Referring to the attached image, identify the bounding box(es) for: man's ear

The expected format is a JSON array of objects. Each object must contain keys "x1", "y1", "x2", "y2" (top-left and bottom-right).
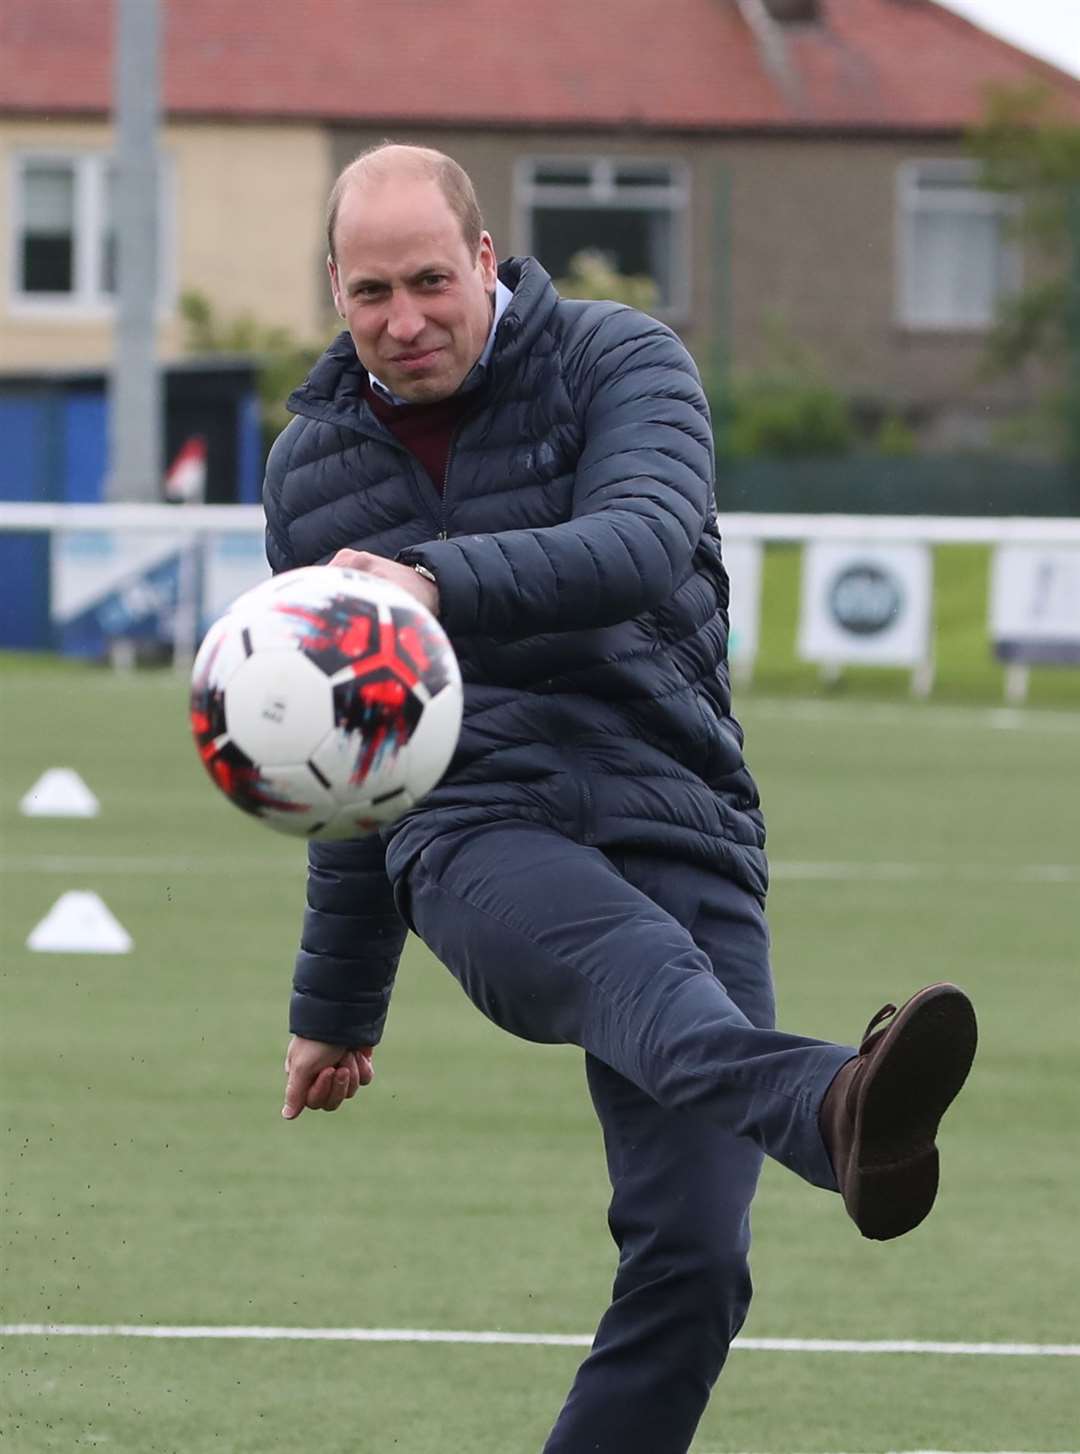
[
  {"x1": 327, "y1": 255, "x2": 345, "y2": 318},
  {"x1": 477, "y1": 232, "x2": 497, "y2": 292}
]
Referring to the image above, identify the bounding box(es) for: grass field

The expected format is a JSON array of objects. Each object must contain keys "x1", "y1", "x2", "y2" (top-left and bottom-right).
[{"x1": 1, "y1": 658, "x2": 1078, "y2": 1453}]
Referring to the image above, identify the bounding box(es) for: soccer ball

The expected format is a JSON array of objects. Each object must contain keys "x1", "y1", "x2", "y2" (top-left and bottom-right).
[{"x1": 190, "y1": 565, "x2": 463, "y2": 840}]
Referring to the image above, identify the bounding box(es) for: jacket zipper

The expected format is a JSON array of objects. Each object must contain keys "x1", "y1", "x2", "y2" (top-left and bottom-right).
[
  {"x1": 579, "y1": 770, "x2": 595, "y2": 845},
  {"x1": 338, "y1": 396, "x2": 448, "y2": 541},
  {"x1": 341, "y1": 393, "x2": 474, "y2": 543},
  {"x1": 438, "y1": 413, "x2": 476, "y2": 541}
]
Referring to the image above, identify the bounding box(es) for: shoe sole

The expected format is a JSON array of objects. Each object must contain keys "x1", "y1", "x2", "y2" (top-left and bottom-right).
[{"x1": 847, "y1": 983, "x2": 978, "y2": 1241}]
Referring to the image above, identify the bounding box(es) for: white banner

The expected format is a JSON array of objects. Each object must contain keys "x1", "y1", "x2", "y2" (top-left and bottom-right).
[
  {"x1": 51, "y1": 530, "x2": 188, "y2": 655},
  {"x1": 51, "y1": 529, "x2": 271, "y2": 654},
  {"x1": 798, "y1": 542, "x2": 932, "y2": 668},
  {"x1": 990, "y1": 545, "x2": 1080, "y2": 663},
  {"x1": 721, "y1": 538, "x2": 763, "y2": 670},
  {"x1": 203, "y1": 532, "x2": 271, "y2": 623},
  {"x1": 52, "y1": 530, "x2": 181, "y2": 625}
]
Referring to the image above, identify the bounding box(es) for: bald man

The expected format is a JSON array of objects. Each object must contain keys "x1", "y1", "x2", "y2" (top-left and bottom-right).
[{"x1": 262, "y1": 143, "x2": 977, "y2": 1454}]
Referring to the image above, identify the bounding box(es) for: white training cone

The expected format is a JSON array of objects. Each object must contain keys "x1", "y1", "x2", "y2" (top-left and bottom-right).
[
  {"x1": 27, "y1": 892, "x2": 133, "y2": 954},
  {"x1": 19, "y1": 769, "x2": 100, "y2": 818}
]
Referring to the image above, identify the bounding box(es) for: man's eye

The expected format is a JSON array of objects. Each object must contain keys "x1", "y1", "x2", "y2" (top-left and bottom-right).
[{"x1": 420, "y1": 275, "x2": 447, "y2": 288}]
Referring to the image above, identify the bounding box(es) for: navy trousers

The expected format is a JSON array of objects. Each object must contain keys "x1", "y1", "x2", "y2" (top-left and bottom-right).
[{"x1": 402, "y1": 822, "x2": 856, "y2": 1454}]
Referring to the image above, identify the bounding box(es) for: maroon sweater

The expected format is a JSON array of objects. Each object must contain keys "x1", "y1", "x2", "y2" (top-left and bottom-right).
[{"x1": 362, "y1": 375, "x2": 472, "y2": 496}]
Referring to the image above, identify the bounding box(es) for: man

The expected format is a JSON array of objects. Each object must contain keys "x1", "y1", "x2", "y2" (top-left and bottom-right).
[{"x1": 263, "y1": 143, "x2": 977, "y2": 1454}]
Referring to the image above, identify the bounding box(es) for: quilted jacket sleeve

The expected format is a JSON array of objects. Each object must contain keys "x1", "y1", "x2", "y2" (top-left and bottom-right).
[
  {"x1": 263, "y1": 418, "x2": 302, "y2": 575},
  {"x1": 399, "y1": 310, "x2": 714, "y2": 639},
  {"x1": 289, "y1": 837, "x2": 408, "y2": 1046},
  {"x1": 263, "y1": 422, "x2": 408, "y2": 1048}
]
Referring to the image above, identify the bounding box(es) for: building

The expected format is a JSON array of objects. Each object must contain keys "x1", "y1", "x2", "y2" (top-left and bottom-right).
[{"x1": 4, "y1": 0, "x2": 1080, "y2": 447}]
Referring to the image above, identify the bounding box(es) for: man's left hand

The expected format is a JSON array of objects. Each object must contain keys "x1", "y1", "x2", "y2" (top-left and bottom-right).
[
  {"x1": 281, "y1": 1034, "x2": 374, "y2": 1121},
  {"x1": 327, "y1": 549, "x2": 439, "y2": 616}
]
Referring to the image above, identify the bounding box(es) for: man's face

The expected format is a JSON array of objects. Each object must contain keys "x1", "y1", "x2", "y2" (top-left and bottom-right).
[{"x1": 329, "y1": 176, "x2": 497, "y2": 404}]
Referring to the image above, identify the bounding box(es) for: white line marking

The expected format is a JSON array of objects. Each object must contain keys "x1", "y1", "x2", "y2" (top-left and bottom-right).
[
  {"x1": 745, "y1": 699, "x2": 1079, "y2": 734},
  {"x1": 0, "y1": 1324, "x2": 589, "y2": 1347},
  {"x1": 771, "y1": 861, "x2": 1080, "y2": 885},
  {"x1": 0, "y1": 855, "x2": 300, "y2": 876},
  {"x1": 4, "y1": 855, "x2": 1078, "y2": 887},
  {"x1": 735, "y1": 1337, "x2": 1080, "y2": 1356},
  {"x1": 0, "y1": 1326, "x2": 1077, "y2": 1356},
  {"x1": 3, "y1": 669, "x2": 1076, "y2": 727}
]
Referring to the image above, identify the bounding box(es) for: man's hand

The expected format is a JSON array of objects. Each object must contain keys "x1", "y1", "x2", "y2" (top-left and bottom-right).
[
  {"x1": 282, "y1": 1035, "x2": 375, "y2": 1121},
  {"x1": 328, "y1": 549, "x2": 439, "y2": 617}
]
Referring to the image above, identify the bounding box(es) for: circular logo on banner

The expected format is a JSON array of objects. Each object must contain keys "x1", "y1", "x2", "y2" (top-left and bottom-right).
[{"x1": 827, "y1": 562, "x2": 904, "y2": 636}]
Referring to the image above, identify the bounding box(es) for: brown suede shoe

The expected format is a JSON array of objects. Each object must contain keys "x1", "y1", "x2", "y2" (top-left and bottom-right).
[{"x1": 819, "y1": 983, "x2": 977, "y2": 1241}]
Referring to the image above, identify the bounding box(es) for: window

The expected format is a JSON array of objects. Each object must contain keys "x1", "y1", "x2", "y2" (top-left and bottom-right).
[
  {"x1": 11, "y1": 152, "x2": 170, "y2": 312},
  {"x1": 897, "y1": 160, "x2": 1021, "y2": 330},
  {"x1": 516, "y1": 157, "x2": 689, "y2": 316}
]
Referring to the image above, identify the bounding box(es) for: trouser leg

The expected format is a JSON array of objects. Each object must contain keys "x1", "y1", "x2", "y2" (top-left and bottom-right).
[
  {"x1": 541, "y1": 1053, "x2": 765, "y2": 1454},
  {"x1": 542, "y1": 853, "x2": 775, "y2": 1454},
  {"x1": 403, "y1": 823, "x2": 853, "y2": 1187},
  {"x1": 401, "y1": 825, "x2": 856, "y2": 1454}
]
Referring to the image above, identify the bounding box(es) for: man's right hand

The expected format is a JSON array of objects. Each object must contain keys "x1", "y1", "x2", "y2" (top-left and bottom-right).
[{"x1": 281, "y1": 1035, "x2": 375, "y2": 1120}]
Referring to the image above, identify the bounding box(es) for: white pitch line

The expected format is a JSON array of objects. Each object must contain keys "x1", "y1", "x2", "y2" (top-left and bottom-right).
[
  {"x1": 0, "y1": 854, "x2": 300, "y2": 876},
  {"x1": 4, "y1": 856, "x2": 1079, "y2": 886},
  {"x1": 0, "y1": 1327, "x2": 1077, "y2": 1356},
  {"x1": 0, "y1": 1324, "x2": 589, "y2": 1347},
  {"x1": 770, "y1": 861, "x2": 1080, "y2": 885},
  {"x1": 745, "y1": 699, "x2": 1080, "y2": 734},
  {"x1": 4, "y1": 849, "x2": 1075, "y2": 884},
  {"x1": 735, "y1": 1337, "x2": 1080, "y2": 1356}
]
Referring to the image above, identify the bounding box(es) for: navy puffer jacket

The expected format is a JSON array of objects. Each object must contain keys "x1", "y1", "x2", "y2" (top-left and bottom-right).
[{"x1": 264, "y1": 257, "x2": 766, "y2": 1047}]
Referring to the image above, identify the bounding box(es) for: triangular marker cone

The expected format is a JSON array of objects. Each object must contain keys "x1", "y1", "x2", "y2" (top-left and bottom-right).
[
  {"x1": 19, "y1": 769, "x2": 100, "y2": 819},
  {"x1": 27, "y1": 892, "x2": 133, "y2": 954}
]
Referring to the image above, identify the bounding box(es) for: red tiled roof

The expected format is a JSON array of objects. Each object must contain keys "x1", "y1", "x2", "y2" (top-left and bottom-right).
[{"x1": 2, "y1": 0, "x2": 1079, "y2": 130}]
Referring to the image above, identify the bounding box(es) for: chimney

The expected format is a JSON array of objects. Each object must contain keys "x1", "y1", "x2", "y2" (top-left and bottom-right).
[{"x1": 760, "y1": 0, "x2": 820, "y2": 20}]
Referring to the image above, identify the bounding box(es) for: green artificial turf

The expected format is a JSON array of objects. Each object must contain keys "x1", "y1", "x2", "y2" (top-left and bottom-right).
[{"x1": 1, "y1": 660, "x2": 1077, "y2": 1452}]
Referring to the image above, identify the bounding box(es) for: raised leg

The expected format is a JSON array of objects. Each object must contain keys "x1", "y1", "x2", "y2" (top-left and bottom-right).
[{"x1": 402, "y1": 824, "x2": 852, "y2": 1185}]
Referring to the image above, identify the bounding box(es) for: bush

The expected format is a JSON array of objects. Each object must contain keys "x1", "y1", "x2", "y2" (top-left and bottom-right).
[
  {"x1": 713, "y1": 321, "x2": 855, "y2": 458},
  {"x1": 179, "y1": 291, "x2": 325, "y2": 459},
  {"x1": 875, "y1": 412, "x2": 918, "y2": 456},
  {"x1": 724, "y1": 375, "x2": 854, "y2": 457},
  {"x1": 553, "y1": 250, "x2": 659, "y2": 312}
]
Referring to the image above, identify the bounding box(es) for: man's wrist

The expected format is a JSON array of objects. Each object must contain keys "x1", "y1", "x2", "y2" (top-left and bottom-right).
[{"x1": 409, "y1": 561, "x2": 440, "y2": 617}]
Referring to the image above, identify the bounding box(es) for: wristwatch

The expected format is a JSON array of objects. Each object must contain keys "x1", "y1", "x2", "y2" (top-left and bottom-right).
[{"x1": 412, "y1": 563, "x2": 438, "y2": 586}]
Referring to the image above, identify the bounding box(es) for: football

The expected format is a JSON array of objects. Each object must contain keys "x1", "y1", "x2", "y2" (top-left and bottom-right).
[{"x1": 189, "y1": 565, "x2": 463, "y2": 839}]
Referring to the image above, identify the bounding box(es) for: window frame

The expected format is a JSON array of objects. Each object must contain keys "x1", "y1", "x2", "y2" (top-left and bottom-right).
[
  {"x1": 8, "y1": 148, "x2": 175, "y2": 319},
  {"x1": 513, "y1": 154, "x2": 692, "y2": 322},
  {"x1": 895, "y1": 158, "x2": 1022, "y2": 333}
]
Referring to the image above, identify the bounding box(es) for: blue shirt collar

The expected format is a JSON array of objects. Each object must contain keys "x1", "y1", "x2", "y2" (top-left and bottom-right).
[{"x1": 368, "y1": 278, "x2": 513, "y2": 407}]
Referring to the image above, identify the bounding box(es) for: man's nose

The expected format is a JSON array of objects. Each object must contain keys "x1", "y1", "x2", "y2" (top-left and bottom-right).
[{"x1": 386, "y1": 291, "x2": 426, "y2": 344}]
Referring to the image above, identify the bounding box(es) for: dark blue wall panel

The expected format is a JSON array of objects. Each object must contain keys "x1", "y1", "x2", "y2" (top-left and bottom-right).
[
  {"x1": 0, "y1": 395, "x2": 56, "y2": 646},
  {"x1": 63, "y1": 391, "x2": 109, "y2": 502},
  {"x1": 0, "y1": 366, "x2": 260, "y2": 649},
  {"x1": 237, "y1": 391, "x2": 263, "y2": 504},
  {"x1": 0, "y1": 534, "x2": 51, "y2": 647},
  {"x1": 0, "y1": 393, "x2": 60, "y2": 502}
]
